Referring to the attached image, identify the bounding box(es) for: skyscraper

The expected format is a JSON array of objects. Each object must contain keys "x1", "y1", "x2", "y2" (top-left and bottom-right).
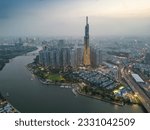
[
  {"x1": 145, "y1": 53, "x2": 150, "y2": 65},
  {"x1": 70, "y1": 49, "x2": 76, "y2": 68},
  {"x1": 83, "y1": 16, "x2": 91, "y2": 66},
  {"x1": 76, "y1": 47, "x2": 83, "y2": 66}
]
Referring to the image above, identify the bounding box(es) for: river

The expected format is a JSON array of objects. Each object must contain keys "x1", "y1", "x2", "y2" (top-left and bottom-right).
[{"x1": 0, "y1": 48, "x2": 145, "y2": 113}]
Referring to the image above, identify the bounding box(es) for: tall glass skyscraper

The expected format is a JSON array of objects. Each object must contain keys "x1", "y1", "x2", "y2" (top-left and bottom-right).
[{"x1": 83, "y1": 16, "x2": 91, "y2": 66}]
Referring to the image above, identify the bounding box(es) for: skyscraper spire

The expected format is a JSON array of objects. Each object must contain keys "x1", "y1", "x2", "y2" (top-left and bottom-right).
[
  {"x1": 83, "y1": 16, "x2": 91, "y2": 66},
  {"x1": 84, "y1": 16, "x2": 89, "y2": 46},
  {"x1": 86, "y1": 16, "x2": 88, "y2": 24}
]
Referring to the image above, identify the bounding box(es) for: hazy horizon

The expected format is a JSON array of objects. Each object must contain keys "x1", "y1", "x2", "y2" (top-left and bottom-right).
[{"x1": 0, "y1": 0, "x2": 150, "y2": 37}]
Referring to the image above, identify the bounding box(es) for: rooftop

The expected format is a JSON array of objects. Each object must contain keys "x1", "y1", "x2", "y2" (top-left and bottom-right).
[{"x1": 132, "y1": 73, "x2": 144, "y2": 83}]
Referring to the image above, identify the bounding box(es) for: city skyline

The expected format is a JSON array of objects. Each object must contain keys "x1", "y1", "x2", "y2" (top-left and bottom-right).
[{"x1": 0, "y1": 0, "x2": 150, "y2": 37}]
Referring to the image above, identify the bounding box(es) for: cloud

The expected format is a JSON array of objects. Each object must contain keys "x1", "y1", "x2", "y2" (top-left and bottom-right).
[{"x1": 0, "y1": 0, "x2": 150, "y2": 36}]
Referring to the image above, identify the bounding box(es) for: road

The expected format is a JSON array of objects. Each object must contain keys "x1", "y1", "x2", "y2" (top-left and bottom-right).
[{"x1": 121, "y1": 67, "x2": 150, "y2": 113}]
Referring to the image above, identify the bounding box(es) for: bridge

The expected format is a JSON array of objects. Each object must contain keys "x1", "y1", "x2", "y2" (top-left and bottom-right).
[{"x1": 121, "y1": 67, "x2": 150, "y2": 113}]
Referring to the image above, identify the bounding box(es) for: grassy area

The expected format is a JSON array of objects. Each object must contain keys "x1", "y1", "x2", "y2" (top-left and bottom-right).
[
  {"x1": 30, "y1": 64, "x2": 66, "y2": 82},
  {"x1": 47, "y1": 73, "x2": 62, "y2": 81}
]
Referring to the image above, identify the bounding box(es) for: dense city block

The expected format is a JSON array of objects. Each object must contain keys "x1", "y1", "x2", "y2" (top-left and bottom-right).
[{"x1": 0, "y1": 38, "x2": 37, "y2": 71}]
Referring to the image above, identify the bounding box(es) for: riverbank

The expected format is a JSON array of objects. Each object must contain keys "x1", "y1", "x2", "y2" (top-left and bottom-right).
[
  {"x1": 75, "y1": 86, "x2": 124, "y2": 106},
  {"x1": 0, "y1": 93, "x2": 20, "y2": 113},
  {"x1": 0, "y1": 45, "x2": 37, "y2": 71},
  {"x1": 0, "y1": 61, "x2": 5, "y2": 71},
  {"x1": 26, "y1": 64, "x2": 76, "y2": 87},
  {"x1": 27, "y1": 64, "x2": 126, "y2": 106},
  {"x1": 26, "y1": 62, "x2": 137, "y2": 107}
]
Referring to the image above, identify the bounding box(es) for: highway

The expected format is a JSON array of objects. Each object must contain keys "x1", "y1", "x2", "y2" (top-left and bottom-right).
[{"x1": 121, "y1": 67, "x2": 150, "y2": 113}]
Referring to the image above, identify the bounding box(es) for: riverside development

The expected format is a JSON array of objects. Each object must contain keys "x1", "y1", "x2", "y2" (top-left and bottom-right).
[
  {"x1": 26, "y1": 18, "x2": 142, "y2": 109},
  {"x1": 0, "y1": 41, "x2": 146, "y2": 113},
  {"x1": 0, "y1": 92, "x2": 19, "y2": 113},
  {"x1": 0, "y1": 17, "x2": 149, "y2": 113}
]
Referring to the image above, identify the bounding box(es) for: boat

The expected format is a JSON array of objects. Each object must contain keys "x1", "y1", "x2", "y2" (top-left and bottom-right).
[
  {"x1": 32, "y1": 74, "x2": 35, "y2": 78},
  {"x1": 60, "y1": 86, "x2": 65, "y2": 88},
  {"x1": 72, "y1": 88, "x2": 78, "y2": 96},
  {"x1": 6, "y1": 92, "x2": 9, "y2": 97},
  {"x1": 65, "y1": 86, "x2": 69, "y2": 88}
]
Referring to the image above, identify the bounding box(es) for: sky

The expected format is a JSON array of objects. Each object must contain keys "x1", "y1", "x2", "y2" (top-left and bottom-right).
[{"x1": 0, "y1": 0, "x2": 150, "y2": 37}]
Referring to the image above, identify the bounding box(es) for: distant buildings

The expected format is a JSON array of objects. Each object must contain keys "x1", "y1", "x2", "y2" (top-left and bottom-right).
[
  {"x1": 76, "y1": 47, "x2": 83, "y2": 66},
  {"x1": 145, "y1": 53, "x2": 150, "y2": 65},
  {"x1": 90, "y1": 48, "x2": 102, "y2": 67}
]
